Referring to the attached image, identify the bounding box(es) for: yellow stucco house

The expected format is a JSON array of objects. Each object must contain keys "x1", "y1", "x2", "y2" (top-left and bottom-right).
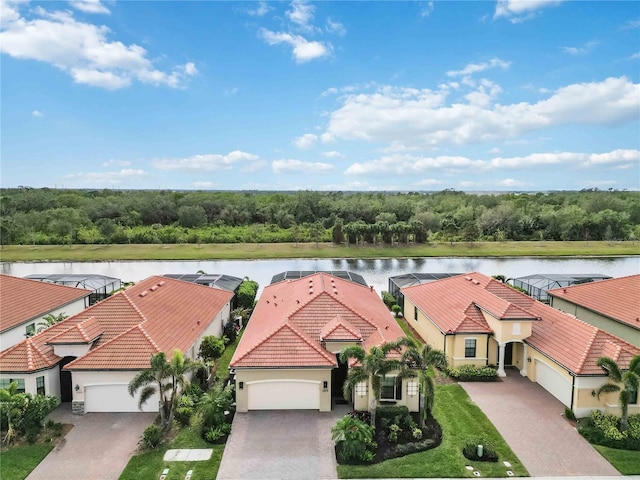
[
  {"x1": 401, "y1": 272, "x2": 640, "y2": 417},
  {"x1": 231, "y1": 272, "x2": 419, "y2": 413}
]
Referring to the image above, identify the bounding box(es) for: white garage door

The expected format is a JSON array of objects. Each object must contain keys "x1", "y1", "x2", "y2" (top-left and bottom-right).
[
  {"x1": 85, "y1": 383, "x2": 158, "y2": 413},
  {"x1": 535, "y1": 360, "x2": 572, "y2": 407},
  {"x1": 248, "y1": 380, "x2": 320, "y2": 410}
]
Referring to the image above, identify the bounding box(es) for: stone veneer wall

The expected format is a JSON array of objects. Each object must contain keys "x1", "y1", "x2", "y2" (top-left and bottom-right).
[{"x1": 72, "y1": 400, "x2": 85, "y2": 415}]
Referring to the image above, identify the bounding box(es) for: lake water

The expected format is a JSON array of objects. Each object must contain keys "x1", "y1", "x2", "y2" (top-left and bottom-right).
[{"x1": 2, "y1": 256, "x2": 639, "y2": 295}]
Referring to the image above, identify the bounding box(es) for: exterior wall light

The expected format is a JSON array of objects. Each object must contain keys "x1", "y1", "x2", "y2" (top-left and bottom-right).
[
  {"x1": 75, "y1": 384, "x2": 80, "y2": 392},
  {"x1": 591, "y1": 390, "x2": 597, "y2": 397},
  {"x1": 527, "y1": 357, "x2": 532, "y2": 363},
  {"x1": 355, "y1": 382, "x2": 368, "y2": 397},
  {"x1": 407, "y1": 380, "x2": 419, "y2": 397},
  {"x1": 238, "y1": 381, "x2": 244, "y2": 390},
  {"x1": 323, "y1": 381, "x2": 328, "y2": 391}
]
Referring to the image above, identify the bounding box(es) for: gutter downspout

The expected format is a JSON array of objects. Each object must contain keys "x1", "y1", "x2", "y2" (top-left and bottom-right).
[{"x1": 570, "y1": 374, "x2": 575, "y2": 411}]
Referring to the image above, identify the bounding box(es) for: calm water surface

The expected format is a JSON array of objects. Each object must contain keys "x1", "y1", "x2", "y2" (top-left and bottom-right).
[{"x1": 2, "y1": 256, "x2": 639, "y2": 294}]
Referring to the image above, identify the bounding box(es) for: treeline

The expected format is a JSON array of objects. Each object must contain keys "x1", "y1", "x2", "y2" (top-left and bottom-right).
[{"x1": 0, "y1": 188, "x2": 639, "y2": 246}]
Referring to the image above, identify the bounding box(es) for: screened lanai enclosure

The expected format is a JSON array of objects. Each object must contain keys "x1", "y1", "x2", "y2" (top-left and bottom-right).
[
  {"x1": 25, "y1": 274, "x2": 122, "y2": 305},
  {"x1": 388, "y1": 273, "x2": 462, "y2": 305},
  {"x1": 510, "y1": 274, "x2": 611, "y2": 303}
]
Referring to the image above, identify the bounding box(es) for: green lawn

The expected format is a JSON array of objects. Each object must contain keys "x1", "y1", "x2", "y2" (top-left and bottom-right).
[
  {"x1": 338, "y1": 384, "x2": 528, "y2": 478},
  {"x1": 593, "y1": 445, "x2": 640, "y2": 475},
  {"x1": 1, "y1": 240, "x2": 638, "y2": 262},
  {"x1": 0, "y1": 444, "x2": 54, "y2": 480},
  {"x1": 217, "y1": 330, "x2": 243, "y2": 377},
  {"x1": 119, "y1": 425, "x2": 224, "y2": 480}
]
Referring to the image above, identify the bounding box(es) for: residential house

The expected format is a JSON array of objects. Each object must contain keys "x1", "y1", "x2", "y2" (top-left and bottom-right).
[
  {"x1": 402, "y1": 272, "x2": 640, "y2": 417},
  {"x1": 0, "y1": 275, "x2": 91, "y2": 350},
  {"x1": 0, "y1": 276, "x2": 233, "y2": 414},
  {"x1": 231, "y1": 272, "x2": 418, "y2": 413},
  {"x1": 548, "y1": 274, "x2": 640, "y2": 347}
]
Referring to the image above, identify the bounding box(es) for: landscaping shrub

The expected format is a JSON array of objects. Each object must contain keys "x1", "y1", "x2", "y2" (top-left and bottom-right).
[
  {"x1": 0, "y1": 385, "x2": 60, "y2": 445},
  {"x1": 579, "y1": 411, "x2": 640, "y2": 450},
  {"x1": 377, "y1": 406, "x2": 411, "y2": 425},
  {"x1": 223, "y1": 321, "x2": 238, "y2": 344},
  {"x1": 462, "y1": 436, "x2": 499, "y2": 462},
  {"x1": 142, "y1": 424, "x2": 163, "y2": 449},
  {"x1": 564, "y1": 407, "x2": 576, "y2": 421},
  {"x1": 175, "y1": 395, "x2": 195, "y2": 426},
  {"x1": 391, "y1": 304, "x2": 402, "y2": 317},
  {"x1": 382, "y1": 438, "x2": 436, "y2": 460},
  {"x1": 381, "y1": 291, "x2": 397, "y2": 309},
  {"x1": 331, "y1": 415, "x2": 376, "y2": 464},
  {"x1": 203, "y1": 423, "x2": 232, "y2": 443},
  {"x1": 448, "y1": 364, "x2": 498, "y2": 381},
  {"x1": 237, "y1": 280, "x2": 259, "y2": 310}
]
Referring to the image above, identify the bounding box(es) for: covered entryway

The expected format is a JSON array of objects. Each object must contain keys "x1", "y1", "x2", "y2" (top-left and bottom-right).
[
  {"x1": 85, "y1": 383, "x2": 157, "y2": 413},
  {"x1": 247, "y1": 380, "x2": 320, "y2": 410},
  {"x1": 59, "y1": 357, "x2": 76, "y2": 402},
  {"x1": 535, "y1": 359, "x2": 572, "y2": 406}
]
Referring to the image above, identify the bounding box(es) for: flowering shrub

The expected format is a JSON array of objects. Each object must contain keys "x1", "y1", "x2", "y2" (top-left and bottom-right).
[{"x1": 579, "y1": 410, "x2": 640, "y2": 450}]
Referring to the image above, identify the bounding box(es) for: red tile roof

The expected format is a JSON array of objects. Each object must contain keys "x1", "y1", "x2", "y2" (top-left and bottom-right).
[
  {"x1": 548, "y1": 274, "x2": 640, "y2": 330},
  {"x1": 231, "y1": 273, "x2": 405, "y2": 369},
  {"x1": 321, "y1": 315, "x2": 362, "y2": 342},
  {"x1": 0, "y1": 276, "x2": 233, "y2": 372},
  {"x1": 0, "y1": 275, "x2": 91, "y2": 333},
  {"x1": 403, "y1": 272, "x2": 640, "y2": 375}
]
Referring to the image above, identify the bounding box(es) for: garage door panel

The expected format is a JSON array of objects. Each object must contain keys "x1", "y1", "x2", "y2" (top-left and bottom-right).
[
  {"x1": 248, "y1": 380, "x2": 319, "y2": 410},
  {"x1": 535, "y1": 360, "x2": 571, "y2": 407},
  {"x1": 85, "y1": 384, "x2": 158, "y2": 413}
]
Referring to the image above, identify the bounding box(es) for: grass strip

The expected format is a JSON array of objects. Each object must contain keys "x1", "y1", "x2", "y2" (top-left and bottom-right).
[
  {"x1": 0, "y1": 444, "x2": 54, "y2": 480},
  {"x1": 593, "y1": 445, "x2": 640, "y2": 475},
  {"x1": 1, "y1": 241, "x2": 638, "y2": 262},
  {"x1": 338, "y1": 384, "x2": 528, "y2": 478}
]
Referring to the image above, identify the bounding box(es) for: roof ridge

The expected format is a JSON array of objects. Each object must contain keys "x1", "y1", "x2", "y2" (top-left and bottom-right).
[
  {"x1": 121, "y1": 290, "x2": 149, "y2": 323},
  {"x1": 319, "y1": 290, "x2": 379, "y2": 330},
  {"x1": 324, "y1": 315, "x2": 362, "y2": 339},
  {"x1": 285, "y1": 322, "x2": 337, "y2": 364},
  {"x1": 576, "y1": 324, "x2": 599, "y2": 373}
]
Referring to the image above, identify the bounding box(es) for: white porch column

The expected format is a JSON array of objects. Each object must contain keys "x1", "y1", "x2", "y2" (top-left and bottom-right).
[
  {"x1": 520, "y1": 343, "x2": 528, "y2": 377},
  {"x1": 497, "y1": 341, "x2": 507, "y2": 377}
]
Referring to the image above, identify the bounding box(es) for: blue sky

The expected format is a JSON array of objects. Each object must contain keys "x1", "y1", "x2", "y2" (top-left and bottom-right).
[{"x1": 1, "y1": 0, "x2": 639, "y2": 191}]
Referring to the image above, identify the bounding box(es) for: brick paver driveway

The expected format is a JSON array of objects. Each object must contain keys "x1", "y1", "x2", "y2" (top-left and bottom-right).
[
  {"x1": 461, "y1": 370, "x2": 620, "y2": 477},
  {"x1": 217, "y1": 406, "x2": 348, "y2": 480},
  {"x1": 27, "y1": 404, "x2": 156, "y2": 480}
]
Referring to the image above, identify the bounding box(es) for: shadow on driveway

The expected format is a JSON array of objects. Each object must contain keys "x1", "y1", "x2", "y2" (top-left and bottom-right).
[
  {"x1": 27, "y1": 403, "x2": 156, "y2": 480},
  {"x1": 461, "y1": 370, "x2": 620, "y2": 477}
]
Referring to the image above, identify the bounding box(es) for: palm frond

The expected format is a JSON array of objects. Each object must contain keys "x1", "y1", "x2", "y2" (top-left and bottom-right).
[{"x1": 597, "y1": 357, "x2": 623, "y2": 381}]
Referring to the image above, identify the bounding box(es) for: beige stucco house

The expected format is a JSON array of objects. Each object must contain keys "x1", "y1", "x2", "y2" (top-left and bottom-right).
[
  {"x1": 0, "y1": 274, "x2": 91, "y2": 351},
  {"x1": 0, "y1": 276, "x2": 233, "y2": 414},
  {"x1": 548, "y1": 274, "x2": 640, "y2": 347},
  {"x1": 402, "y1": 272, "x2": 640, "y2": 417},
  {"x1": 231, "y1": 272, "x2": 418, "y2": 413}
]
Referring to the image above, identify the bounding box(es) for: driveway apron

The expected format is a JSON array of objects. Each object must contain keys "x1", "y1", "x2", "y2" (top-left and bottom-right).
[
  {"x1": 27, "y1": 404, "x2": 156, "y2": 480},
  {"x1": 217, "y1": 407, "x2": 348, "y2": 480},
  {"x1": 461, "y1": 370, "x2": 620, "y2": 477}
]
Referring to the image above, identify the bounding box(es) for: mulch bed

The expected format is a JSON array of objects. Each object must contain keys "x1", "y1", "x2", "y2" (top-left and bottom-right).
[{"x1": 373, "y1": 413, "x2": 442, "y2": 463}]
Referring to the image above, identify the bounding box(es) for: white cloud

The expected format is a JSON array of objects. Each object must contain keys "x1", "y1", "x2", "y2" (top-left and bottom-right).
[
  {"x1": 415, "y1": 178, "x2": 442, "y2": 186},
  {"x1": 498, "y1": 178, "x2": 529, "y2": 187},
  {"x1": 286, "y1": 0, "x2": 315, "y2": 30},
  {"x1": 322, "y1": 150, "x2": 344, "y2": 158},
  {"x1": 248, "y1": 1, "x2": 272, "y2": 17},
  {"x1": 562, "y1": 41, "x2": 598, "y2": 55},
  {"x1": 488, "y1": 147, "x2": 501, "y2": 154},
  {"x1": 65, "y1": 168, "x2": 148, "y2": 185},
  {"x1": 225, "y1": 86, "x2": 239, "y2": 96},
  {"x1": 193, "y1": 181, "x2": 213, "y2": 189},
  {"x1": 31, "y1": 110, "x2": 43, "y2": 117},
  {"x1": 421, "y1": 1, "x2": 434, "y2": 17},
  {"x1": 294, "y1": 133, "x2": 318, "y2": 149},
  {"x1": 622, "y1": 19, "x2": 640, "y2": 30},
  {"x1": 102, "y1": 159, "x2": 131, "y2": 167},
  {"x1": 494, "y1": 0, "x2": 563, "y2": 22},
  {"x1": 0, "y1": 3, "x2": 197, "y2": 89},
  {"x1": 152, "y1": 151, "x2": 260, "y2": 172},
  {"x1": 326, "y1": 17, "x2": 346, "y2": 36},
  {"x1": 345, "y1": 154, "x2": 487, "y2": 176},
  {"x1": 272, "y1": 159, "x2": 334, "y2": 173},
  {"x1": 260, "y1": 29, "x2": 331, "y2": 63},
  {"x1": 446, "y1": 58, "x2": 510, "y2": 77},
  {"x1": 628, "y1": 52, "x2": 640, "y2": 60},
  {"x1": 69, "y1": 1, "x2": 110, "y2": 15},
  {"x1": 323, "y1": 77, "x2": 639, "y2": 149}
]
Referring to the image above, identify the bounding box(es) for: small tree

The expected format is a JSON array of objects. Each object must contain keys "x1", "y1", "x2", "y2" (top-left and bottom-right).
[
  {"x1": 340, "y1": 337, "x2": 415, "y2": 427},
  {"x1": 331, "y1": 415, "x2": 375, "y2": 463},
  {"x1": 128, "y1": 350, "x2": 202, "y2": 432},
  {"x1": 237, "y1": 279, "x2": 259, "y2": 310},
  {"x1": 199, "y1": 335, "x2": 227, "y2": 375},
  {"x1": 197, "y1": 382, "x2": 234, "y2": 433},
  {"x1": 597, "y1": 354, "x2": 640, "y2": 432}
]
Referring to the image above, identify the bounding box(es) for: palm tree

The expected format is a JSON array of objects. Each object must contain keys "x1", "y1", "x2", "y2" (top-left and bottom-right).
[
  {"x1": 197, "y1": 382, "x2": 234, "y2": 431},
  {"x1": 340, "y1": 337, "x2": 415, "y2": 427},
  {"x1": 36, "y1": 312, "x2": 68, "y2": 333},
  {"x1": 128, "y1": 350, "x2": 202, "y2": 432},
  {"x1": 597, "y1": 354, "x2": 640, "y2": 432},
  {"x1": 401, "y1": 342, "x2": 448, "y2": 426}
]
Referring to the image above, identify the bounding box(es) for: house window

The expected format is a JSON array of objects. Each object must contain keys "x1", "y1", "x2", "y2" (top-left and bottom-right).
[
  {"x1": 36, "y1": 376, "x2": 45, "y2": 395},
  {"x1": 465, "y1": 338, "x2": 477, "y2": 358},
  {"x1": 380, "y1": 376, "x2": 403, "y2": 401},
  {"x1": 25, "y1": 323, "x2": 35, "y2": 337},
  {"x1": 630, "y1": 385, "x2": 638, "y2": 405},
  {"x1": 0, "y1": 378, "x2": 26, "y2": 393},
  {"x1": 414, "y1": 306, "x2": 418, "y2": 321}
]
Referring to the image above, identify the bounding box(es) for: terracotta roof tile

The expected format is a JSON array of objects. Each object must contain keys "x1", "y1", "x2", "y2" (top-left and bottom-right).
[
  {"x1": 321, "y1": 315, "x2": 362, "y2": 341},
  {"x1": 1, "y1": 276, "x2": 233, "y2": 372},
  {"x1": 403, "y1": 272, "x2": 640, "y2": 375},
  {"x1": 46, "y1": 317, "x2": 103, "y2": 344},
  {"x1": 0, "y1": 275, "x2": 91, "y2": 333},
  {"x1": 548, "y1": 274, "x2": 640, "y2": 330},
  {"x1": 231, "y1": 273, "x2": 405, "y2": 368}
]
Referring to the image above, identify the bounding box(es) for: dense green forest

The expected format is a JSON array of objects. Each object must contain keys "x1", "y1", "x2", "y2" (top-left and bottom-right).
[{"x1": 1, "y1": 188, "x2": 639, "y2": 246}]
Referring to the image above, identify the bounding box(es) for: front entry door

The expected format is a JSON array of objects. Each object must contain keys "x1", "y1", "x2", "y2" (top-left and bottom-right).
[{"x1": 59, "y1": 356, "x2": 76, "y2": 402}]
